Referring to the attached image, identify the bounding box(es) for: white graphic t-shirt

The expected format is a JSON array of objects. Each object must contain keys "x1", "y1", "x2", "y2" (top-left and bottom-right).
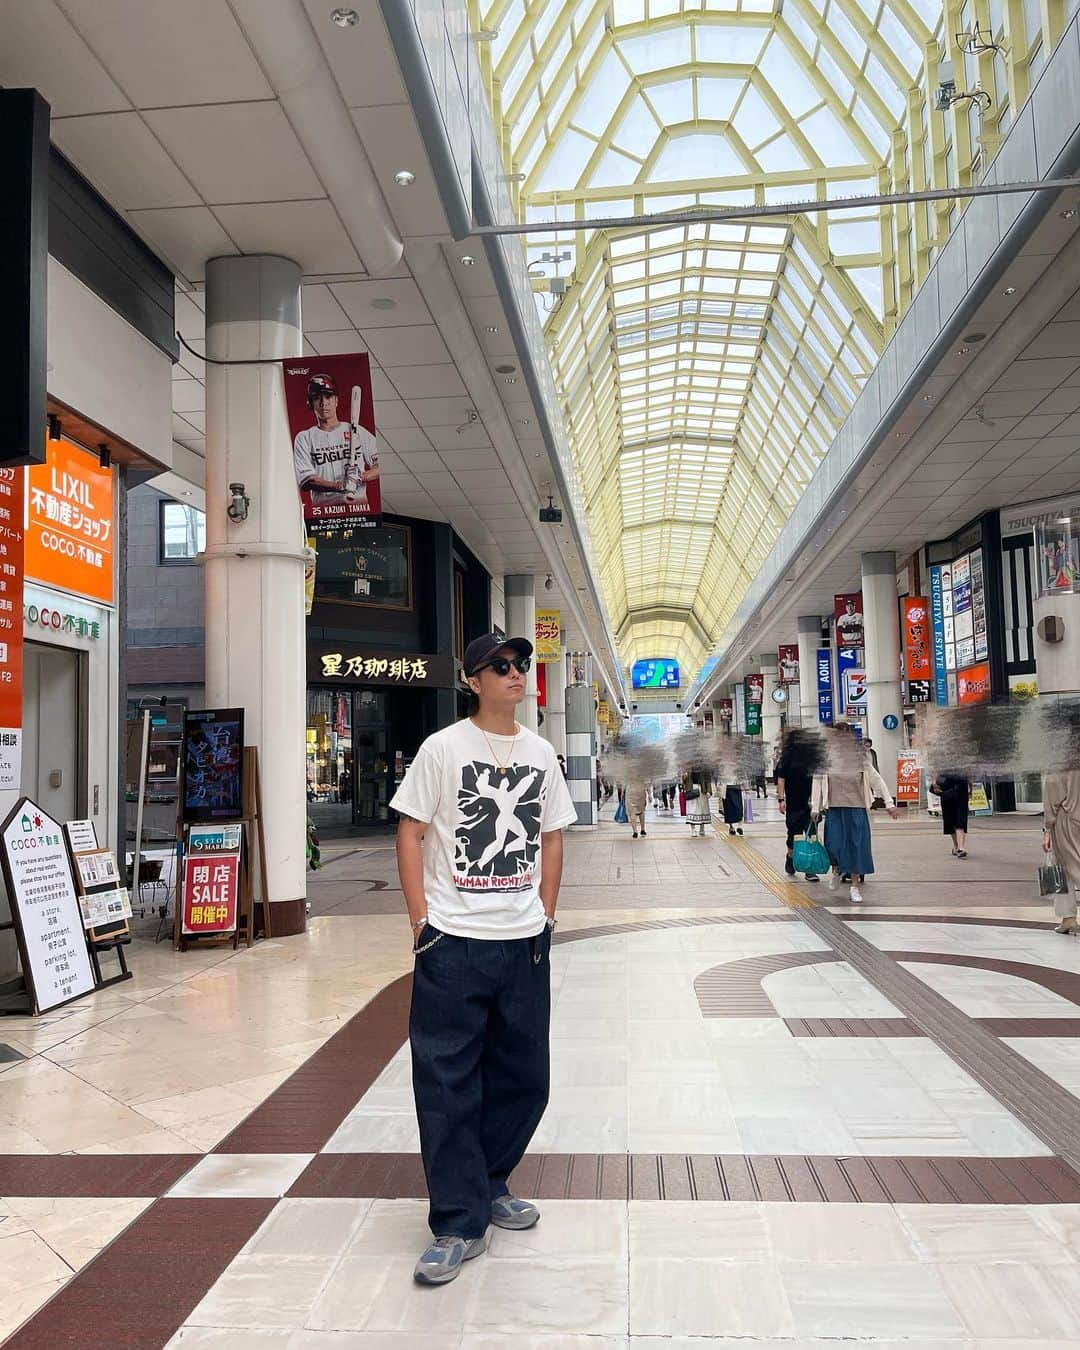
[
  {"x1": 292, "y1": 422, "x2": 378, "y2": 498},
  {"x1": 389, "y1": 719, "x2": 578, "y2": 940}
]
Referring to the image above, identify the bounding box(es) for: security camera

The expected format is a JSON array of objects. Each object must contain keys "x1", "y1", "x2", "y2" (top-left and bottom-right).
[
  {"x1": 227, "y1": 481, "x2": 250, "y2": 523},
  {"x1": 544, "y1": 574, "x2": 554, "y2": 590},
  {"x1": 539, "y1": 495, "x2": 562, "y2": 524}
]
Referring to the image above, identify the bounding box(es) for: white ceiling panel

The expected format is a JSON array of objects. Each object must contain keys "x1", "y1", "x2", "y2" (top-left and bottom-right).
[
  {"x1": 385, "y1": 364, "x2": 468, "y2": 399},
  {"x1": 332, "y1": 278, "x2": 433, "y2": 329},
  {"x1": 0, "y1": 0, "x2": 130, "y2": 116},
  {"x1": 439, "y1": 448, "x2": 503, "y2": 470},
  {"x1": 143, "y1": 101, "x2": 324, "y2": 204},
  {"x1": 409, "y1": 397, "x2": 479, "y2": 428},
  {"x1": 300, "y1": 0, "x2": 410, "y2": 108},
  {"x1": 397, "y1": 453, "x2": 446, "y2": 475},
  {"x1": 309, "y1": 330, "x2": 371, "y2": 356},
  {"x1": 993, "y1": 357, "x2": 1080, "y2": 391},
  {"x1": 425, "y1": 425, "x2": 492, "y2": 451},
  {"x1": 361, "y1": 326, "x2": 451, "y2": 367},
  {"x1": 52, "y1": 113, "x2": 200, "y2": 211},
  {"x1": 61, "y1": 0, "x2": 274, "y2": 108},
  {"x1": 373, "y1": 401, "x2": 418, "y2": 429},
  {"x1": 377, "y1": 427, "x2": 433, "y2": 454},
  {"x1": 130, "y1": 207, "x2": 238, "y2": 283},
  {"x1": 350, "y1": 105, "x2": 447, "y2": 239},
  {"x1": 301, "y1": 285, "x2": 351, "y2": 332},
  {"x1": 213, "y1": 200, "x2": 363, "y2": 275}
]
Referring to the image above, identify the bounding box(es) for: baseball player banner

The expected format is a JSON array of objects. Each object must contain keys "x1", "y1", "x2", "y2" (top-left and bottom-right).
[
  {"x1": 834, "y1": 592, "x2": 864, "y2": 648},
  {"x1": 282, "y1": 353, "x2": 381, "y2": 531}
]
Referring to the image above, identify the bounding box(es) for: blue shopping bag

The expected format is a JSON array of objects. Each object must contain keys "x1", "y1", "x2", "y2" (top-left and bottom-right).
[
  {"x1": 614, "y1": 798, "x2": 628, "y2": 824},
  {"x1": 792, "y1": 824, "x2": 829, "y2": 875}
]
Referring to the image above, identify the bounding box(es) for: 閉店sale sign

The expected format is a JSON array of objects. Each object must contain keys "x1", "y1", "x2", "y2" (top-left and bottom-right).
[{"x1": 181, "y1": 854, "x2": 239, "y2": 935}]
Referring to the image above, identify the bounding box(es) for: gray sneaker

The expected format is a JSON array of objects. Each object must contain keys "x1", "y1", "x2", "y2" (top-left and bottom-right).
[
  {"x1": 413, "y1": 1233, "x2": 487, "y2": 1286},
  {"x1": 491, "y1": 1194, "x2": 541, "y2": 1230}
]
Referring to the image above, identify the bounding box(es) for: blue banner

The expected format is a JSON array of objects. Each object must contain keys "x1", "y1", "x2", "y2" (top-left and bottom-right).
[
  {"x1": 930, "y1": 565, "x2": 948, "y2": 706},
  {"x1": 816, "y1": 648, "x2": 833, "y2": 724}
]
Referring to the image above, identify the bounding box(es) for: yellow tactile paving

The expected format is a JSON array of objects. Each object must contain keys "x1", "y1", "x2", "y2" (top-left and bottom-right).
[{"x1": 719, "y1": 830, "x2": 820, "y2": 911}]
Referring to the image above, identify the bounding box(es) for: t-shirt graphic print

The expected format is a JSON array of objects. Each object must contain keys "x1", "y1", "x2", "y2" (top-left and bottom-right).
[
  {"x1": 454, "y1": 762, "x2": 546, "y2": 891},
  {"x1": 389, "y1": 719, "x2": 578, "y2": 940}
]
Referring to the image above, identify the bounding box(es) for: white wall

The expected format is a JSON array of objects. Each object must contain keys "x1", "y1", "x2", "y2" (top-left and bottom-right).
[{"x1": 47, "y1": 259, "x2": 173, "y2": 469}]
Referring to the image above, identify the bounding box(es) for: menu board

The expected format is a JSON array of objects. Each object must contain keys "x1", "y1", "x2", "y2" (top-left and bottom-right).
[{"x1": 0, "y1": 799, "x2": 96, "y2": 1012}]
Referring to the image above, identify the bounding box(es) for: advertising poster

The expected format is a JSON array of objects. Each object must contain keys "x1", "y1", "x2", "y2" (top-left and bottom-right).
[
  {"x1": 0, "y1": 800, "x2": 96, "y2": 1012},
  {"x1": 281, "y1": 353, "x2": 380, "y2": 531},
  {"x1": 902, "y1": 597, "x2": 931, "y2": 680},
  {"x1": 970, "y1": 550, "x2": 988, "y2": 660},
  {"x1": 79, "y1": 886, "x2": 132, "y2": 930},
  {"x1": 970, "y1": 781, "x2": 993, "y2": 815},
  {"x1": 896, "y1": 752, "x2": 921, "y2": 803},
  {"x1": 929, "y1": 566, "x2": 948, "y2": 706},
  {"x1": 957, "y1": 662, "x2": 991, "y2": 705},
  {"x1": 745, "y1": 673, "x2": 764, "y2": 736},
  {"x1": 816, "y1": 648, "x2": 834, "y2": 724},
  {"x1": 182, "y1": 709, "x2": 244, "y2": 823},
  {"x1": 777, "y1": 644, "x2": 799, "y2": 683},
  {"x1": 74, "y1": 849, "x2": 120, "y2": 890},
  {"x1": 844, "y1": 668, "x2": 868, "y2": 714},
  {"x1": 834, "y1": 592, "x2": 864, "y2": 648},
  {"x1": 181, "y1": 854, "x2": 240, "y2": 935},
  {"x1": 25, "y1": 438, "x2": 114, "y2": 604},
  {"x1": 0, "y1": 468, "x2": 24, "y2": 788},
  {"x1": 535, "y1": 609, "x2": 561, "y2": 663}
]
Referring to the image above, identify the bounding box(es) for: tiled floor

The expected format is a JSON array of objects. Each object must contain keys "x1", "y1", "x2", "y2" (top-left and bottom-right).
[{"x1": 2, "y1": 803, "x2": 1080, "y2": 1346}]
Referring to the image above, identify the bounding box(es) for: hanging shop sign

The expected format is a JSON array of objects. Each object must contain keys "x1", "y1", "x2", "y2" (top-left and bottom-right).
[
  {"x1": 816, "y1": 649, "x2": 834, "y2": 725},
  {"x1": 929, "y1": 566, "x2": 948, "y2": 707},
  {"x1": 181, "y1": 853, "x2": 240, "y2": 936},
  {"x1": 25, "y1": 438, "x2": 113, "y2": 604},
  {"x1": 0, "y1": 799, "x2": 97, "y2": 1012},
  {"x1": 896, "y1": 752, "x2": 921, "y2": 803},
  {"x1": 834, "y1": 592, "x2": 864, "y2": 648},
  {"x1": 844, "y1": 668, "x2": 868, "y2": 714},
  {"x1": 0, "y1": 468, "x2": 24, "y2": 789},
  {"x1": 181, "y1": 709, "x2": 245, "y2": 824},
  {"x1": 777, "y1": 644, "x2": 799, "y2": 683},
  {"x1": 957, "y1": 661, "x2": 991, "y2": 706},
  {"x1": 902, "y1": 597, "x2": 931, "y2": 679},
  {"x1": 308, "y1": 645, "x2": 455, "y2": 688},
  {"x1": 744, "y1": 673, "x2": 764, "y2": 736},
  {"x1": 282, "y1": 353, "x2": 380, "y2": 531},
  {"x1": 534, "y1": 609, "x2": 561, "y2": 663}
]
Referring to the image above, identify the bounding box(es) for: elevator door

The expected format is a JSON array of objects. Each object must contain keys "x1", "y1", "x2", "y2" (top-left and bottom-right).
[{"x1": 21, "y1": 643, "x2": 83, "y2": 821}]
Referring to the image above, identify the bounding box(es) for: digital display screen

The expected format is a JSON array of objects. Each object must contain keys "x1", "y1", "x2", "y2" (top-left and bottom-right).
[
  {"x1": 181, "y1": 709, "x2": 244, "y2": 823},
  {"x1": 631, "y1": 658, "x2": 680, "y2": 689}
]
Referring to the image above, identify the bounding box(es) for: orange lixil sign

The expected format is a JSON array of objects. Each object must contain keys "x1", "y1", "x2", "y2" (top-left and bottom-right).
[{"x1": 25, "y1": 439, "x2": 114, "y2": 604}]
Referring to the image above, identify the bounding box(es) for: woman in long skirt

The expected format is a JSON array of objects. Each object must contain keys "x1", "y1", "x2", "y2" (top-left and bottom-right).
[
  {"x1": 810, "y1": 728, "x2": 897, "y2": 903},
  {"x1": 722, "y1": 783, "x2": 744, "y2": 837},
  {"x1": 932, "y1": 774, "x2": 970, "y2": 857},
  {"x1": 686, "y1": 775, "x2": 712, "y2": 837}
]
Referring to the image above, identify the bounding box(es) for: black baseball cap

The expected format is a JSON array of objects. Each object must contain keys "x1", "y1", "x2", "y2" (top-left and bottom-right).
[{"x1": 463, "y1": 632, "x2": 533, "y2": 677}]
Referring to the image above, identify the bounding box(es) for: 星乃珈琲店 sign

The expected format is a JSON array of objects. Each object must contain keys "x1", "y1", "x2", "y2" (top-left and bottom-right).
[{"x1": 307, "y1": 647, "x2": 455, "y2": 688}]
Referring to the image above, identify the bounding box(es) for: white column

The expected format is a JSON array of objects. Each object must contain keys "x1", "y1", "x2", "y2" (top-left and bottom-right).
[
  {"x1": 1033, "y1": 592, "x2": 1080, "y2": 692},
  {"x1": 797, "y1": 616, "x2": 821, "y2": 727},
  {"x1": 504, "y1": 574, "x2": 538, "y2": 733},
  {"x1": 759, "y1": 655, "x2": 782, "y2": 764},
  {"x1": 542, "y1": 649, "x2": 567, "y2": 758},
  {"x1": 204, "y1": 255, "x2": 307, "y2": 937},
  {"x1": 565, "y1": 653, "x2": 596, "y2": 826},
  {"x1": 862, "y1": 550, "x2": 903, "y2": 795}
]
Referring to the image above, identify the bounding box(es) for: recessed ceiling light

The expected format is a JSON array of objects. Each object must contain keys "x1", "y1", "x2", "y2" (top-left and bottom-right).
[
  {"x1": 1062, "y1": 208, "x2": 1078, "y2": 219},
  {"x1": 371, "y1": 297, "x2": 396, "y2": 311},
  {"x1": 460, "y1": 255, "x2": 476, "y2": 266},
  {"x1": 504, "y1": 376, "x2": 516, "y2": 384},
  {"x1": 923, "y1": 394, "x2": 934, "y2": 401},
  {"x1": 1002, "y1": 286, "x2": 1016, "y2": 295},
  {"x1": 486, "y1": 325, "x2": 499, "y2": 333},
  {"x1": 393, "y1": 169, "x2": 416, "y2": 187},
  {"x1": 330, "y1": 7, "x2": 359, "y2": 26},
  {"x1": 495, "y1": 363, "x2": 516, "y2": 374},
  {"x1": 521, "y1": 418, "x2": 531, "y2": 426},
  {"x1": 958, "y1": 345, "x2": 970, "y2": 355}
]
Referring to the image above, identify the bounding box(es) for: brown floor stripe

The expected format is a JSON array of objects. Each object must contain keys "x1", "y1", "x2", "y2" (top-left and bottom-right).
[
  {"x1": 785, "y1": 1016, "x2": 1080, "y2": 1037},
  {"x1": 0, "y1": 1155, "x2": 199, "y2": 1197},
  {"x1": 287, "y1": 1151, "x2": 1080, "y2": 1203},
  {"x1": 2, "y1": 1198, "x2": 274, "y2": 1349}
]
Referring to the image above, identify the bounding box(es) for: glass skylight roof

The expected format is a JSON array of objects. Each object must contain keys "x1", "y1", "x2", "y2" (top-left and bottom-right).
[{"x1": 477, "y1": 0, "x2": 945, "y2": 676}]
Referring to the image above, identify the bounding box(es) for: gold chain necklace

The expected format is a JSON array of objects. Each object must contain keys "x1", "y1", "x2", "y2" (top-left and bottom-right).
[{"x1": 474, "y1": 720, "x2": 519, "y2": 774}]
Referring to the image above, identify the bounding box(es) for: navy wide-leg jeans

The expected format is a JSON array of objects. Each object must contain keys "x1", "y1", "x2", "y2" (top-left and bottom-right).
[{"x1": 409, "y1": 927, "x2": 551, "y2": 1239}]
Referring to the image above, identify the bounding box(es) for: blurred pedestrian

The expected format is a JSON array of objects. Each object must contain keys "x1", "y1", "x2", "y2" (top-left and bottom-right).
[
  {"x1": 811, "y1": 725, "x2": 898, "y2": 903},
  {"x1": 722, "y1": 782, "x2": 744, "y2": 836},
  {"x1": 931, "y1": 773, "x2": 970, "y2": 858},
  {"x1": 627, "y1": 779, "x2": 648, "y2": 839},
  {"x1": 1043, "y1": 770, "x2": 1080, "y2": 934},
  {"x1": 686, "y1": 772, "x2": 712, "y2": 837},
  {"x1": 776, "y1": 728, "x2": 820, "y2": 883}
]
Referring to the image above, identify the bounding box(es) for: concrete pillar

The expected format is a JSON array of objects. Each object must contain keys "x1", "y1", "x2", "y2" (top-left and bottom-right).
[
  {"x1": 862, "y1": 550, "x2": 903, "y2": 795},
  {"x1": 797, "y1": 616, "x2": 822, "y2": 726},
  {"x1": 504, "y1": 574, "x2": 537, "y2": 733},
  {"x1": 565, "y1": 652, "x2": 595, "y2": 826},
  {"x1": 1033, "y1": 591, "x2": 1080, "y2": 693},
  {"x1": 542, "y1": 650, "x2": 567, "y2": 759},
  {"x1": 759, "y1": 655, "x2": 782, "y2": 766},
  {"x1": 204, "y1": 254, "x2": 306, "y2": 936}
]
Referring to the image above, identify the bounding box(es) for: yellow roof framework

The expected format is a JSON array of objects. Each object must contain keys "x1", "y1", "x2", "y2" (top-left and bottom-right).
[{"x1": 474, "y1": 0, "x2": 1058, "y2": 679}]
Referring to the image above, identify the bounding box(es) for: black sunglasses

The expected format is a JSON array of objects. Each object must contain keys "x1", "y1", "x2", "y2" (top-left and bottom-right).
[{"x1": 478, "y1": 656, "x2": 531, "y2": 677}]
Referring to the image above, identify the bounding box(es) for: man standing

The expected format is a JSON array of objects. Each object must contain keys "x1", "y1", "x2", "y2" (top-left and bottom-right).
[
  {"x1": 390, "y1": 633, "x2": 578, "y2": 1286},
  {"x1": 775, "y1": 727, "x2": 820, "y2": 883}
]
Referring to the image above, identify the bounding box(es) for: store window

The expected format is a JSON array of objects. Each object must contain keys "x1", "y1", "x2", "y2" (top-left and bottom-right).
[
  {"x1": 160, "y1": 501, "x2": 206, "y2": 563},
  {"x1": 314, "y1": 523, "x2": 412, "y2": 609}
]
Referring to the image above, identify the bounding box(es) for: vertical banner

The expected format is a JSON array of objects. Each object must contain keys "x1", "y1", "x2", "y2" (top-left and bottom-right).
[
  {"x1": 744, "y1": 673, "x2": 764, "y2": 736},
  {"x1": 816, "y1": 648, "x2": 834, "y2": 725},
  {"x1": 534, "y1": 609, "x2": 561, "y2": 663},
  {"x1": 281, "y1": 353, "x2": 380, "y2": 530},
  {"x1": 837, "y1": 645, "x2": 858, "y2": 715},
  {"x1": 902, "y1": 596, "x2": 932, "y2": 703},
  {"x1": 844, "y1": 667, "x2": 867, "y2": 714},
  {"x1": 896, "y1": 752, "x2": 921, "y2": 803},
  {"x1": 929, "y1": 566, "x2": 948, "y2": 706},
  {"x1": 0, "y1": 469, "x2": 24, "y2": 788},
  {"x1": 834, "y1": 592, "x2": 864, "y2": 647},
  {"x1": 777, "y1": 644, "x2": 799, "y2": 683}
]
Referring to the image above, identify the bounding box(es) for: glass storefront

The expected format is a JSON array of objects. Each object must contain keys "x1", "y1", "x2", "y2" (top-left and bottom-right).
[{"x1": 306, "y1": 688, "x2": 393, "y2": 830}]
